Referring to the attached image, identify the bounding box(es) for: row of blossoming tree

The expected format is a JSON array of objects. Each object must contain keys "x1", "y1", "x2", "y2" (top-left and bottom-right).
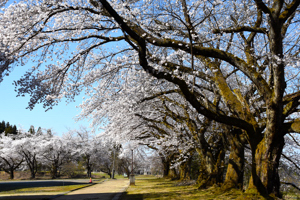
[
  {"x1": 1, "y1": 0, "x2": 300, "y2": 198},
  {"x1": 0, "y1": 127, "x2": 119, "y2": 179}
]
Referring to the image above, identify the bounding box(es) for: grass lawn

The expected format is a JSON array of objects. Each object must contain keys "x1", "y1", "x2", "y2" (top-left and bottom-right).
[
  {"x1": 0, "y1": 184, "x2": 89, "y2": 194},
  {"x1": 121, "y1": 176, "x2": 300, "y2": 200}
]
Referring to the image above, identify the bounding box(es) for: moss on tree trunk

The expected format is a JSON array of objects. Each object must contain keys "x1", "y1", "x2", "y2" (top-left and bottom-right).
[
  {"x1": 247, "y1": 136, "x2": 284, "y2": 198},
  {"x1": 179, "y1": 158, "x2": 192, "y2": 181},
  {"x1": 222, "y1": 129, "x2": 245, "y2": 191}
]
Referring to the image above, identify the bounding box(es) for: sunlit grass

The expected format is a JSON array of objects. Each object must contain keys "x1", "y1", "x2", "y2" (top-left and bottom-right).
[
  {"x1": 121, "y1": 176, "x2": 300, "y2": 200},
  {"x1": 0, "y1": 184, "x2": 89, "y2": 194},
  {"x1": 121, "y1": 176, "x2": 243, "y2": 200}
]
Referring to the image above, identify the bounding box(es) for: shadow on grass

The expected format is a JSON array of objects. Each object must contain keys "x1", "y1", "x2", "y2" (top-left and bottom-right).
[
  {"x1": 120, "y1": 192, "x2": 144, "y2": 200},
  {"x1": 0, "y1": 181, "x2": 90, "y2": 193}
]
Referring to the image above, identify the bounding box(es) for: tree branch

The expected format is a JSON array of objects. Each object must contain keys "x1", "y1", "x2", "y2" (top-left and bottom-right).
[
  {"x1": 279, "y1": 0, "x2": 300, "y2": 23},
  {"x1": 212, "y1": 26, "x2": 267, "y2": 34}
]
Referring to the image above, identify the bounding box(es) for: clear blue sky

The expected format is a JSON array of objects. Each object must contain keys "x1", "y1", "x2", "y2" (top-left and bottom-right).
[{"x1": 0, "y1": 66, "x2": 91, "y2": 135}]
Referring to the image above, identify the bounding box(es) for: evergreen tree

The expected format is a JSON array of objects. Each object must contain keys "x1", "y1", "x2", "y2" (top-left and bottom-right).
[
  {"x1": 0, "y1": 121, "x2": 18, "y2": 135},
  {"x1": 12, "y1": 125, "x2": 17, "y2": 135},
  {"x1": 4, "y1": 126, "x2": 13, "y2": 136},
  {"x1": 0, "y1": 121, "x2": 5, "y2": 133}
]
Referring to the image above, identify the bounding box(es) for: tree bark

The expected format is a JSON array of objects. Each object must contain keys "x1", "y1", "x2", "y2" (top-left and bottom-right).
[
  {"x1": 9, "y1": 168, "x2": 14, "y2": 179},
  {"x1": 87, "y1": 165, "x2": 92, "y2": 178},
  {"x1": 248, "y1": 133, "x2": 284, "y2": 197},
  {"x1": 168, "y1": 168, "x2": 178, "y2": 179},
  {"x1": 222, "y1": 129, "x2": 245, "y2": 190},
  {"x1": 51, "y1": 164, "x2": 58, "y2": 179},
  {"x1": 197, "y1": 148, "x2": 225, "y2": 189},
  {"x1": 161, "y1": 155, "x2": 172, "y2": 178},
  {"x1": 179, "y1": 158, "x2": 192, "y2": 181}
]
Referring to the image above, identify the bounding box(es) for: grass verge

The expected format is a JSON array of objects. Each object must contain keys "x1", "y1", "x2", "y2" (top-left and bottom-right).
[
  {"x1": 121, "y1": 176, "x2": 241, "y2": 200},
  {"x1": 0, "y1": 184, "x2": 89, "y2": 194},
  {"x1": 121, "y1": 176, "x2": 300, "y2": 200}
]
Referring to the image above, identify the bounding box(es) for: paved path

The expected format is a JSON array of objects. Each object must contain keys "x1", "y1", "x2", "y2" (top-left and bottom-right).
[{"x1": 54, "y1": 179, "x2": 129, "y2": 200}]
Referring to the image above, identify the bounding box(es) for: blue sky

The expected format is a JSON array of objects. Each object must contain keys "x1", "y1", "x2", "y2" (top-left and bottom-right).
[{"x1": 0, "y1": 66, "x2": 91, "y2": 135}]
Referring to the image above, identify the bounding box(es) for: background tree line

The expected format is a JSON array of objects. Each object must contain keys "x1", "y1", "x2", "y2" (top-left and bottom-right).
[
  {"x1": 0, "y1": 120, "x2": 17, "y2": 135},
  {"x1": 0, "y1": 126, "x2": 147, "y2": 180}
]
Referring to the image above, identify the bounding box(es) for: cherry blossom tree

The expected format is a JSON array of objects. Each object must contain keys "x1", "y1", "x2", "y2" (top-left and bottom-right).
[
  {"x1": 1, "y1": 0, "x2": 300, "y2": 197},
  {"x1": 0, "y1": 0, "x2": 13, "y2": 83},
  {"x1": 39, "y1": 134, "x2": 75, "y2": 179},
  {"x1": 0, "y1": 135, "x2": 24, "y2": 179},
  {"x1": 14, "y1": 133, "x2": 44, "y2": 179},
  {"x1": 72, "y1": 127, "x2": 105, "y2": 178}
]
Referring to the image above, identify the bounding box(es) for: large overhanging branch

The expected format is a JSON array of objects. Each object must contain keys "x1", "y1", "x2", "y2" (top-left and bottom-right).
[
  {"x1": 99, "y1": 0, "x2": 256, "y2": 133},
  {"x1": 100, "y1": 2, "x2": 271, "y2": 103}
]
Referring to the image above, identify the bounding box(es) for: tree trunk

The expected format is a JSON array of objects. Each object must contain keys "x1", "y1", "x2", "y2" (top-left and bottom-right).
[
  {"x1": 222, "y1": 129, "x2": 245, "y2": 190},
  {"x1": 197, "y1": 158, "x2": 215, "y2": 189},
  {"x1": 179, "y1": 160, "x2": 191, "y2": 181},
  {"x1": 196, "y1": 136, "x2": 225, "y2": 189},
  {"x1": 161, "y1": 156, "x2": 170, "y2": 178},
  {"x1": 86, "y1": 157, "x2": 92, "y2": 178},
  {"x1": 9, "y1": 168, "x2": 14, "y2": 179},
  {"x1": 246, "y1": 14, "x2": 285, "y2": 198},
  {"x1": 30, "y1": 170, "x2": 36, "y2": 179},
  {"x1": 168, "y1": 168, "x2": 178, "y2": 179},
  {"x1": 197, "y1": 151, "x2": 225, "y2": 189},
  {"x1": 248, "y1": 134, "x2": 284, "y2": 198},
  {"x1": 87, "y1": 166, "x2": 92, "y2": 178},
  {"x1": 51, "y1": 164, "x2": 58, "y2": 179}
]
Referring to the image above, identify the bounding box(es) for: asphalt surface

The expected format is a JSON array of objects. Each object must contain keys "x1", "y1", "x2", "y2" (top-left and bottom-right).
[{"x1": 54, "y1": 179, "x2": 129, "y2": 200}]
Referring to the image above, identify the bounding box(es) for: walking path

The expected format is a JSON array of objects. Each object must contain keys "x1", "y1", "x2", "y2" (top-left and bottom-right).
[{"x1": 53, "y1": 178, "x2": 129, "y2": 200}]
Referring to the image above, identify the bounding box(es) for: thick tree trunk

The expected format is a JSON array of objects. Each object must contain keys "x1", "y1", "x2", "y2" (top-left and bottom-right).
[
  {"x1": 179, "y1": 158, "x2": 191, "y2": 181},
  {"x1": 245, "y1": 18, "x2": 286, "y2": 197},
  {"x1": 248, "y1": 134, "x2": 284, "y2": 197},
  {"x1": 161, "y1": 156, "x2": 171, "y2": 178},
  {"x1": 168, "y1": 168, "x2": 178, "y2": 179},
  {"x1": 197, "y1": 150, "x2": 225, "y2": 189},
  {"x1": 222, "y1": 129, "x2": 245, "y2": 190},
  {"x1": 196, "y1": 135, "x2": 225, "y2": 189}
]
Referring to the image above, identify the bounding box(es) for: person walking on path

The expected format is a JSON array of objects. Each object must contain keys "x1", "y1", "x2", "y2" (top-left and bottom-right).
[{"x1": 54, "y1": 178, "x2": 129, "y2": 200}]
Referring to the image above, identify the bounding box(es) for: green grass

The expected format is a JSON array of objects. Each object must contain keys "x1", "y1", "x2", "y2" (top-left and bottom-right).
[
  {"x1": 121, "y1": 176, "x2": 242, "y2": 200},
  {"x1": 121, "y1": 176, "x2": 300, "y2": 200},
  {"x1": 0, "y1": 184, "x2": 89, "y2": 194}
]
